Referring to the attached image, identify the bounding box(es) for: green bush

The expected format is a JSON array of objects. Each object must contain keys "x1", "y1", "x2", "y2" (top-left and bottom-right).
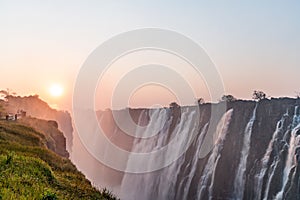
[
  {"x1": 41, "y1": 190, "x2": 58, "y2": 200},
  {"x1": 5, "y1": 151, "x2": 14, "y2": 165},
  {"x1": 100, "y1": 188, "x2": 119, "y2": 200}
]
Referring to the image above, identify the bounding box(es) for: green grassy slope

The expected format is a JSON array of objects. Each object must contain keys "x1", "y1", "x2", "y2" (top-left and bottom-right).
[{"x1": 0, "y1": 120, "x2": 118, "y2": 200}]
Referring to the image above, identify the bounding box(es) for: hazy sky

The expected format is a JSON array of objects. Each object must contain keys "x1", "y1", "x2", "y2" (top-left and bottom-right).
[{"x1": 1, "y1": 1, "x2": 300, "y2": 110}]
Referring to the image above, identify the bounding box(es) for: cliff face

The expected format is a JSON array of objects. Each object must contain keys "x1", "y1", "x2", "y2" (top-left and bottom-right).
[
  {"x1": 18, "y1": 117, "x2": 69, "y2": 158},
  {"x1": 73, "y1": 98, "x2": 300, "y2": 200},
  {"x1": 2, "y1": 95, "x2": 73, "y2": 153},
  {"x1": 211, "y1": 98, "x2": 300, "y2": 200},
  {"x1": 120, "y1": 98, "x2": 300, "y2": 200}
]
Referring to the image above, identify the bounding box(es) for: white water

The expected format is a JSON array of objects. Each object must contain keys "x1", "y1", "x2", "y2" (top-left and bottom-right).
[
  {"x1": 120, "y1": 107, "x2": 199, "y2": 200},
  {"x1": 255, "y1": 114, "x2": 288, "y2": 200},
  {"x1": 274, "y1": 106, "x2": 300, "y2": 200},
  {"x1": 264, "y1": 132, "x2": 296, "y2": 200},
  {"x1": 251, "y1": 106, "x2": 300, "y2": 200},
  {"x1": 254, "y1": 115, "x2": 285, "y2": 200},
  {"x1": 274, "y1": 125, "x2": 300, "y2": 200},
  {"x1": 119, "y1": 104, "x2": 300, "y2": 200},
  {"x1": 156, "y1": 109, "x2": 198, "y2": 200},
  {"x1": 233, "y1": 105, "x2": 257, "y2": 199},
  {"x1": 263, "y1": 156, "x2": 280, "y2": 200},
  {"x1": 197, "y1": 109, "x2": 233, "y2": 200},
  {"x1": 292, "y1": 106, "x2": 300, "y2": 128},
  {"x1": 177, "y1": 123, "x2": 208, "y2": 200}
]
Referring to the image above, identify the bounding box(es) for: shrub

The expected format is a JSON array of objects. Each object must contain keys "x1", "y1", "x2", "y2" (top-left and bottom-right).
[
  {"x1": 5, "y1": 152, "x2": 14, "y2": 165},
  {"x1": 221, "y1": 95, "x2": 237, "y2": 102},
  {"x1": 253, "y1": 90, "x2": 267, "y2": 101},
  {"x1": 100, "y1": 188, "x2": 119, "y2": 200},
  {"x1": 41, "y1": 190, "x2": 58, "y2": 200}
]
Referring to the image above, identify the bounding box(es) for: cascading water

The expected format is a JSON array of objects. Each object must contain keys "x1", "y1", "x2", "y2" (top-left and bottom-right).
[
  {"x1": 262, "y1": 119, "x2": 283, "y2": 200},
  {"x1": 120, "y1": 108, "x2": 172, "y2": 200},
  {"x1": 156, "y1": 108, "x2": 198, "y2": 200},
  {"x1": 254, "y1": 114, "x2": 287, "y2": 200},
  {"x1": 177, "y1": 123, "x2": 208, "y2": 200},
  {"x1": 120, "y1": 107, "x2": 233, "y2": 200},
  {"x1": 196, "y1": 109, "x2": 233, "y2": 200},
  {"x1": 253, "y1": 106, "x2": 300, "y2": 200},
  {"x1": 120, "y1": 107, "x2": 199, "y2": 200},
  {"x1": 91, "y1": 99, "x2": 300, "y2": 200},
  {"x1": 275, "y1": 120, "x2": 300, "y2": 199},
  {"x1": 274, "y1": 127, "x2": 300, "y2": 199},
  {"x1": 233, "y1": 104, "x2": 257, "y2": 199}
]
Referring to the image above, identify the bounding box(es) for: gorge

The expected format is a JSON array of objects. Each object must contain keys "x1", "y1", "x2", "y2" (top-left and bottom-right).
[{"x1": 4, "y1": 95, "x2": 300, "y2": 200}]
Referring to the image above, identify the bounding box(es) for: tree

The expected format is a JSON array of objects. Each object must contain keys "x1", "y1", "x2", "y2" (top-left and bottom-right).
[
  {"x1": 0, "y1": 90, "x2": 8, "y2": 99},
  {"x1": 221, "y1": 95, "x2": 237, "y2": 102},
  {"x1": 0, "y1": 88, "x2": 17, "y2": 100},
  {"x1": 196, "y1": 98, "x2": 205, "y2": 105},
  {"x1": 169, "y1": 102, "x2": 179, "y2": 108},
  {"x1": 253, "y1": 90, "x2": 266, "y2": 101},
  {"x1": 295, "y1": 91, "x2": 300, "y2": 99}
]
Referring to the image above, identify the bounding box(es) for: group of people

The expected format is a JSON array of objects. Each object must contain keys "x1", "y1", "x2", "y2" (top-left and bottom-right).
[{"x1": 5, "y1": 114, "x2": 18, "y2": 121}]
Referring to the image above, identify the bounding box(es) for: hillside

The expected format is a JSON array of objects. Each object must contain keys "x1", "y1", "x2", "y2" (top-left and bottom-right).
[
  {"x1": 1, "y1": 95, "x2": 74, "y2": 153},
  {"x1": 0, "y1": 119, "x2": 118, "y2": 199},
  {"x1": 18, "y1": 117, "x2": 69, "y2": 158}
]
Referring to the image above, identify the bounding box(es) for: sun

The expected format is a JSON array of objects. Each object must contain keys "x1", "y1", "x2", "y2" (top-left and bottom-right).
[{"x1": 50, "y1": 84, "x2": 64, "y2": 97}]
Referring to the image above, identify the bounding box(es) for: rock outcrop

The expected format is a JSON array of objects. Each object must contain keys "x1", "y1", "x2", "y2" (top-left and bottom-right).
[
  {"x1": 19, "y1": 117, "x2": 69, "y2": 157},
  {"x1": 2, "y1": 95, "x2": 73, "y2": 154}
]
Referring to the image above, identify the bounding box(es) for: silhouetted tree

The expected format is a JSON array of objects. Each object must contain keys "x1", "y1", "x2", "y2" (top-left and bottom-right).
[
  {"x1": 253, "y1": 90, "x2": 266, "y2": 101},
  {"x1": 295, "y1": 91, "x2": 300, "y2": 99},
  {"x1": 0, "y1": 88, "x2": 17, "y2": 100},
  {"x1": 169, "y1": 102, "x2": 179, "y2": 108},
  {"x1": 0, "y1": 90, "x2": 8, "y2": 99},
  {"x1": 196, "y1": 98, "x2": 205, "y2": 105},
  {"x1": 221, "y1": 95, "x2": 237, "y2": 102}
]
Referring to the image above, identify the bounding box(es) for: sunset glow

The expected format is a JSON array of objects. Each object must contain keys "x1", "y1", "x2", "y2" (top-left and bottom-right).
[
  {"x1": 1, "y1": 1, "x2": 300, "y2": 200},
  {"x1": 1, "y1": 1, "x2": 300, "y2": 110}
]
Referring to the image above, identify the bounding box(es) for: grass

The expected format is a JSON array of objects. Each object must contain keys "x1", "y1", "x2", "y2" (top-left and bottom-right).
[{"x1": 0, "y1": 120, "x2": 119, "y2": 200}]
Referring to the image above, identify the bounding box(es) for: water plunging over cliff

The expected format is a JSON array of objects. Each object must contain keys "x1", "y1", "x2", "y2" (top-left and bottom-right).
[{"x1": 71, "y1": 98, "x2": 300, "y2": 200}]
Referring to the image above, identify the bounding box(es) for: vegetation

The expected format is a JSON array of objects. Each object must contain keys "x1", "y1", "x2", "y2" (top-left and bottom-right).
[
  {"x1": 0, "y1": 120, "x2": 118, "y2": 200},
  {"x1": 252, "y1": 90, "x2": 267, "y2": 101},
  {"x1": 221, "y1": 95, "x2": 237, "y2": 102},
  {"x1": 169, "y1": 102, "x2": 179, "y2": 108},
  {"x1": 295, "y1": 91, "x2": 300, "y2": 99},
  {"x1": 196, "y1": 98, "x2": 205, "y2": 105}
]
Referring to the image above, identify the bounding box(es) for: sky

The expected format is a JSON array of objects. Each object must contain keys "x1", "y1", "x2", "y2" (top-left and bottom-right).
[{"x1": 0, "y1": 1, "x2": 300, "y2": 110}]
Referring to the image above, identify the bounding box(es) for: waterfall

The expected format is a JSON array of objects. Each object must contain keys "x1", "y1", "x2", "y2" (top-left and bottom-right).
[
  {"x1": 177, "y1": 123, "x2": 208, "y2": 200},
  {"x1": 254, "y1": 115, "x2": 285, "y2": 200},
  {"x1": 275, "y1": 126, "x2": 300, "y2": 200},
  {"x1": 250, "y1": 105, "x2": 300, "y2": 200},
  {"x1": 197, "y1": 109, "x2": 233, "y2": 200},
  {"x1": 255, "y1": 118, "x2": 283, "y2": 200},
  {"x1": 115, "y1": 102, "x2": 300, "y2": 200},
  {"x1": 273, "y1": 106, "x2": 300, "y2": 200},
  {"x1": 156, "y1": 108, "x2": 198, "y2": 200},
  {"x1": 262, "y1": 151, "x2": 280, "y2": 200},
  {"x1": 233, "y1": 104, "x2": 257, "y2": 199},
  {"x1": 120, "y1": 107, "x2": 199, "y2": 200},
  {"x1": 274, "y1": 125, "x2": 300, "y2": 200},
  {"x1": 292, "y1": 106, "x2": 300, "y2": 128}
]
